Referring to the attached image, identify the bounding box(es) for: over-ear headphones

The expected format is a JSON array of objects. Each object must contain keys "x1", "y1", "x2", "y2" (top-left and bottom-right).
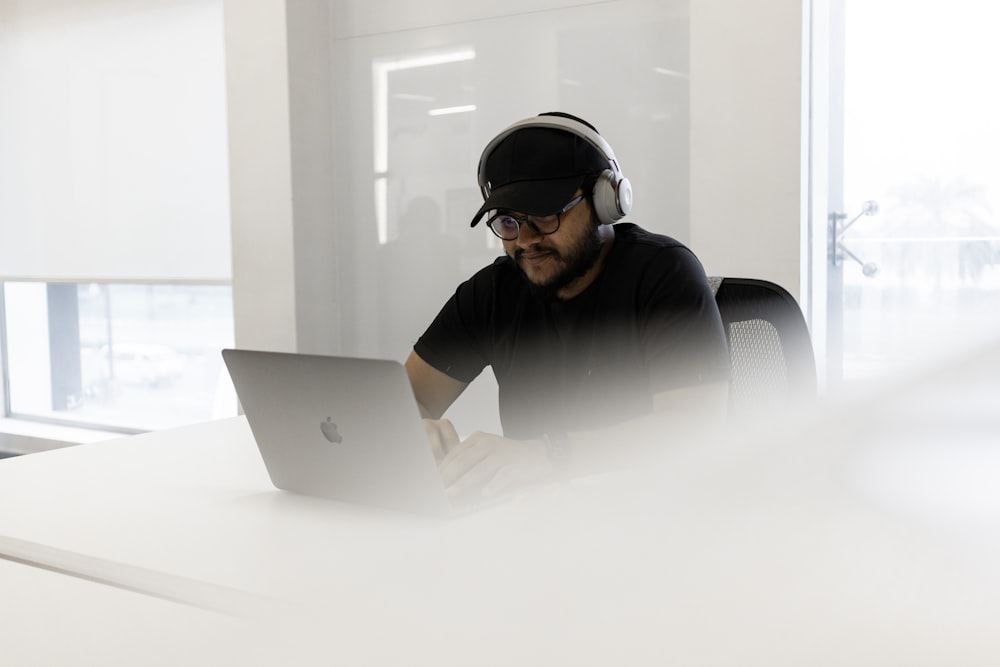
[{"x1": 477, "y1": 113, "x2": 633, "y2": 225}]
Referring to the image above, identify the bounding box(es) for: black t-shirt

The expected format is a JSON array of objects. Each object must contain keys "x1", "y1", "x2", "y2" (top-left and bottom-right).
[{"x1": 414, "y1": 223, "x2": 730, "y2": 438}]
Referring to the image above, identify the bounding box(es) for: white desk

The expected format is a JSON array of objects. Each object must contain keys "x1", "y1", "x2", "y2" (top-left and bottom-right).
[
  {"x1": 0, "y1": 556, "x2": 276, "y2": 666},
  {"x1": 3, "y1": 342, "x2": 1000, "y2": 665}
]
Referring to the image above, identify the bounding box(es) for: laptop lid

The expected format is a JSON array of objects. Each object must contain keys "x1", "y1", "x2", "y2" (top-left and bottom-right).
[{"x1": 222, "y1": 349, "x2": 452, "y2": 516}]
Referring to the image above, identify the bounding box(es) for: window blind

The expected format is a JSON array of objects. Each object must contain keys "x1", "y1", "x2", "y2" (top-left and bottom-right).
[{"x1": 0, "y1": 0, "x2": 231, "y2": 282}]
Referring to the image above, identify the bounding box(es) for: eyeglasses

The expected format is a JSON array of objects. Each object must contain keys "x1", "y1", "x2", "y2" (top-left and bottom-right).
[{"x1": 486, "y1": 195, "x2": 585, "y2": 241}]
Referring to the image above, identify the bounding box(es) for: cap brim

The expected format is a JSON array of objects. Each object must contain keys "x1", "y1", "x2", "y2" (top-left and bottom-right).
[{"x1": 469, "y1": 176, "x2": 585, "y2": 227}]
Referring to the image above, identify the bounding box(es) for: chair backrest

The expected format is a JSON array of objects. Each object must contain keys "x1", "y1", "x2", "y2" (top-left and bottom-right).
[{"x1": 709, "y1": 277, "x2": 817, "y2": 418}]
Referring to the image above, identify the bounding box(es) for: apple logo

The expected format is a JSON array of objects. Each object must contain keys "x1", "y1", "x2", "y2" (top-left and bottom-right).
[{"x1": 320, "y1": 417, "x2": 343, "y2": 444}]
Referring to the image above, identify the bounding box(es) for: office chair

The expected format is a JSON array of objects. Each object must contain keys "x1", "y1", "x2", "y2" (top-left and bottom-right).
[{"x1": 709, "y1": 277, "x2": 817, "y2": 418}]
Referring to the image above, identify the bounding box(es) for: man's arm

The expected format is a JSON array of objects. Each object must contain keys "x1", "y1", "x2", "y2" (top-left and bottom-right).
[
  {"x1": 570, "y1": 379, "x2": 730, "y2": 474},
  {"x1": 438, "y1": 379, "x2": 730, "y2": 499},
  {"x1": 652, "y1": 379, "x2": 729, "y2": 421},
  {"x1": 404, "y1": 350, "x2": 471, "y2": 463},
  {"x1": 404, "y1": 350, "x2": 468, "y2": 419}
]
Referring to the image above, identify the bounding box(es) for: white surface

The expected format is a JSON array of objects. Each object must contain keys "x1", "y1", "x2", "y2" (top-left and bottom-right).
[
  {"x1": 0, "y1": 558, "x2": 257, "y2": 667},
  {"x1": 328, "y1": 0, "x2": 616, "y2": 39},
  {"x1": 0, "y1": 417, "x2": 124, "y2": 449},
  {"x1": 3, "y1": 334, "x2": 1000, "y2": 665},
  {"x1": 223, "y1": 0, "x2": 299, "y2": 354},
  {"x1": 689, "y1": 0, "x2": 805, "y2": 299},
  {"x1": 0, "y1": 0, "x2": 231, "y2": 281},
  {"x1": 0, "y1": 370, "x2": 1000, "y2": 665}
]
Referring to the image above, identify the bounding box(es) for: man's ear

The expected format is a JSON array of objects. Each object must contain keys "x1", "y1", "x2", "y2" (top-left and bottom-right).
[{"x1": 589, "y1": 199, "x2": 603, "y2": 227}]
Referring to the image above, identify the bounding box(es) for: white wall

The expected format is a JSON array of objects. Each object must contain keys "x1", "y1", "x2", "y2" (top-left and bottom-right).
[
  {"x1": 222, "y1": 0, "x2": 807, "y2": 432},
  {"x1": 223, "y1": 0, "x2": 298, "y2": 353},
  {"x1": 689, "y1": 0, "x2": 806, "y2": 300},
  {"x1": 223, "y1": 0, "x2": 343, "y2": 355}
]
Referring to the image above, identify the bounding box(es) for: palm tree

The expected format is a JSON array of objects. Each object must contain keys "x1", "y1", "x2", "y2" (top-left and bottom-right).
[{"x1": 875, "y1": 176, "x2": 998, "y2": 286}]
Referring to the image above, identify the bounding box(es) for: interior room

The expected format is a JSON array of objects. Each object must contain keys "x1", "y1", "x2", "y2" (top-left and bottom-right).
[{"x1": 2, "y1": 0, "x2": 999, "y2": 664}]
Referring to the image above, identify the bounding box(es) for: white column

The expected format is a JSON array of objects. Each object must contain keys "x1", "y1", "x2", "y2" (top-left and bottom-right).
[
  {"x1": 689, "y1": 0, "x2": 806, "y2": 301},
  {"x1": 223, "y1": 0, "x2": 298, "y2": 352},
  {"x1": 222, "y1": 0, "x2": 340, "y2": 354}
]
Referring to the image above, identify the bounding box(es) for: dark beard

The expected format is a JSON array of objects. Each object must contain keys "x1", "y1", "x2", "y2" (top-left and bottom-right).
[{"x1": 514, "y1": 225, "x2": 605, "y2": 301}]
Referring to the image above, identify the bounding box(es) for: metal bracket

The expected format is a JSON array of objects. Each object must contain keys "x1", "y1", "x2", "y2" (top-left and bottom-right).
[{"x1": 829, "y1": 200, "x2": 879, "y2": 277}]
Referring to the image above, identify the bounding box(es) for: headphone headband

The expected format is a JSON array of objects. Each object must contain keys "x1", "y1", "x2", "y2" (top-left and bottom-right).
[
  {"x1": 473, "y1": 113, "x2": 633, "y2": 226},
  {"x1": 477, "y1": 115, "x2": 624, "y2": 195}
]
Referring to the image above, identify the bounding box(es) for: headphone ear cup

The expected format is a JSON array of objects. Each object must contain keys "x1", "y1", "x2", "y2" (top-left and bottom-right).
[
  {"x1": 617, "y1": 176, "x2": 633, "y2": 217},
  {"x1": 592, "y1": 170, "x2": 633, "y2": 224}
]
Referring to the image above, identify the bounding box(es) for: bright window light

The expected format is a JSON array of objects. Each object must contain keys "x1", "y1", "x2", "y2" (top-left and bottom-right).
[
  {"x1": 372, "y1": 48, "x2": 476, "y2": 244},
  {"x1": 428, "y1": 104, "x2": 476, "y2": 117}
]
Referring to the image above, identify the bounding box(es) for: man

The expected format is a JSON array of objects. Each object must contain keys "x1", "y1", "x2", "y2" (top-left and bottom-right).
[{"x1": 406, "y1": 112, "x2": 730, "y2": 500}]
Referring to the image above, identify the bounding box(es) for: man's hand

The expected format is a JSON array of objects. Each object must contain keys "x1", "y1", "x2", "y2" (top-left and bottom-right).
[
  {"x1": 422, "y1": 418, "x2": 462, "y2": 463},
  {"x1": 438, "y1": 431, "x2": 554, "y2": 499}
]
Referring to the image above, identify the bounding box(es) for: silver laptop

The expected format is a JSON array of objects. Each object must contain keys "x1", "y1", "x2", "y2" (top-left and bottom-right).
[{"x1": 222, "y1": 348, "x2": 454, "y2": 516}]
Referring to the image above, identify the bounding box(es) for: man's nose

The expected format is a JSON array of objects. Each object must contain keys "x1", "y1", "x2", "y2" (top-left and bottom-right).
[{"x1": 515, "y1": 220, "x2": 542, "y2": 246}]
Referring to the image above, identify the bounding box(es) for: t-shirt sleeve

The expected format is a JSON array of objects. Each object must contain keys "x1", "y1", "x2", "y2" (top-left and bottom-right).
[
  {"x1": 412, "y1": 271, "x2": 491, "y2": 384},
  {"x1": 638, "y1": 246, "x2": 731, "y2": 393}
]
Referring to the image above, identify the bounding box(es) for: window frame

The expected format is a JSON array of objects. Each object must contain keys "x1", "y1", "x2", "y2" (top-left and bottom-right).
[{"x1": 0, "y1": 278, "x2": 235, "y2": 436}]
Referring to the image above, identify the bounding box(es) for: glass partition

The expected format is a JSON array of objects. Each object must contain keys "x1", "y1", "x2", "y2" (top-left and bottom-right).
[{"x1": 328, "y1": 0, "x2": 691, "y2": 366}]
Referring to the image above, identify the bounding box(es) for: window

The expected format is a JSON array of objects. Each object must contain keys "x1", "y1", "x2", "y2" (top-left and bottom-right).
[
  {"x1": 2, "y1": 282, "x2": 234, "y2": 432},
  {"x1": 0, "y1": 0, "x2": 232, "y2": 437},
  {"x1": 815, "y1": 0, "x2": 1000, "y2": 386}
]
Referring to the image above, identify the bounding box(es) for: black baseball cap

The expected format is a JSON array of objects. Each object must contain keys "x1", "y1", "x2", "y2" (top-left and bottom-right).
[{"x1": 469, "y1": 113, "x2": 610, "y2": 227}]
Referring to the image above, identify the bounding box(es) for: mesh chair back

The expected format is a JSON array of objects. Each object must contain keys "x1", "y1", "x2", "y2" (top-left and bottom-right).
[{"x1": 710, "y1": 277, "x2": 817, "y2": 417}]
